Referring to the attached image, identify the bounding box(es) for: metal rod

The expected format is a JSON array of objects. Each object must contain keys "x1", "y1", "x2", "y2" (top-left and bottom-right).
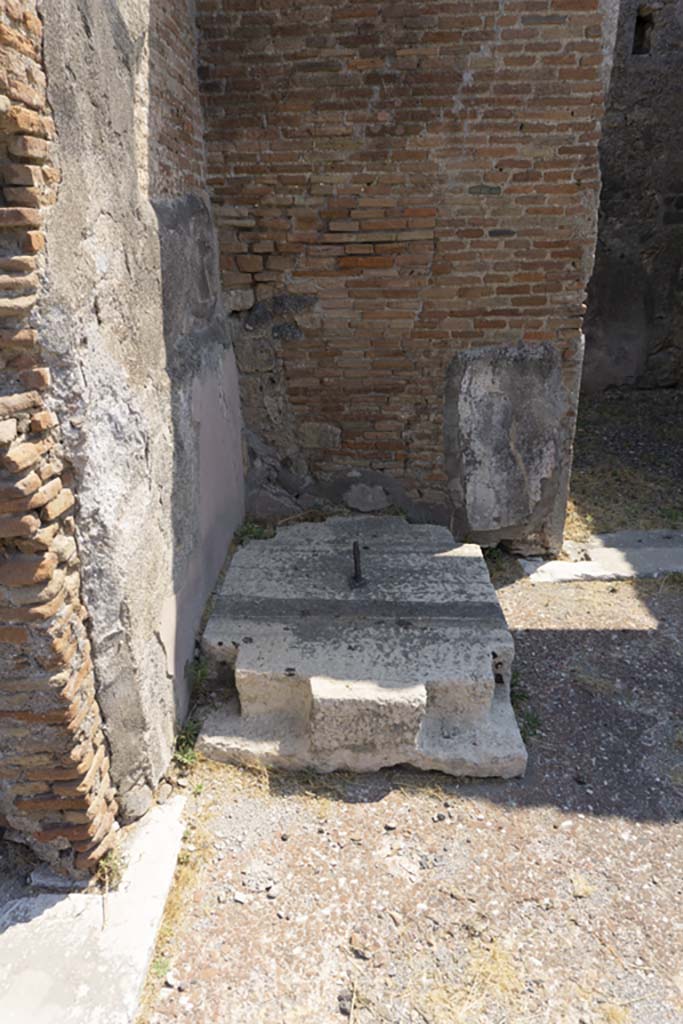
[{"x1": 352, "y1": 540, "x2": 362, "y2": 584}]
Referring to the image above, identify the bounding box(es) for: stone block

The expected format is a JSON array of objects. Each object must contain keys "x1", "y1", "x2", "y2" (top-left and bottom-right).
[
  {"x1": 198, "y1": 517, "x2": 526, "y2": 778},
  {"x1": 445, "y1": 342, "x2": 576, "y2": 555},
  {"x1": 299, "y1": 421, "x2": 341, "y2": 450},
  {"x1": 343, "y1": 482, "x2": 390, "y2": 512}
]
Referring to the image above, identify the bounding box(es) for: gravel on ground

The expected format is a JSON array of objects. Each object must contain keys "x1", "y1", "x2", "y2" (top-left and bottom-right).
[{"x1": 139, "y1": 567, "x2": 683, "y2": 1024}]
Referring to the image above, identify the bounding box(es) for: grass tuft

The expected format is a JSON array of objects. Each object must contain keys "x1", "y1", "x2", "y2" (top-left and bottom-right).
[
  {"x1": 510, "y1": 673, "x2": 541, "y2": 742},
  {"x1": 96, "y1": 846, "x2": 125, "y2": 891},
  {"x1": 173, "y1": 719, "x2": 201, "y2": 771},
  {"x1": 234, "y1": 519, "x2": 275, "y2": 545}
]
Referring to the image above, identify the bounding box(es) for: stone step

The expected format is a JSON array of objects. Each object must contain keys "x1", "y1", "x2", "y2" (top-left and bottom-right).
[
  {"x1": 211, "y1": 618, "x2": 512, "y2": 719},
  {"x1": 309, "y1": 677, "x2": 426, "y2": 771},
  {"x1": 415, "y1": 685, "x2": 526, "y2": 778},
  {"x1": 197, "y1": 517, "x2": 527, "y2": 779}
]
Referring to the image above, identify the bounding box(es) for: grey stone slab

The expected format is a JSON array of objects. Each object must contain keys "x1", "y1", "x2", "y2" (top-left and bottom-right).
[
  {"x1": 266, "y1": 515, "x2": 456, "y2": 551},
  {"x1": 593, "y1": 530, "x2": 683, "y2": 550},
  {"x1": 219, "y1": 619, "x2": 512, "y2": 693},
  {"x1": 198, "y1": 518, "x2": 526, "y2": 778},
  {"x1": 444, "y1": 342, "x2": 577, "y2": 554},
  {"x1": 223, "y1": 547, "x2": 496, "y2": 602},
  {"x1": 203, "y1": 528, "x2": 508, "y2": 663},
  {"x1": 0, "y1": 798, "x2": 185, "y2": 1024},
  {"x1": 520, "y1": 559, "x2": 620, "y2": 582},
  {"x1": 522, "y1": 529, "x2": 683, "y2": 582}
]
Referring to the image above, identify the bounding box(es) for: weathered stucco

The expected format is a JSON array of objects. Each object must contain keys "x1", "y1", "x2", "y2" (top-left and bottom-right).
[
  {"x1": 38, "y1": 1, "x2": 244, "y2": 820},
  {"x1": 584, "y1": 0, "x2": 683, "y2": 391}
]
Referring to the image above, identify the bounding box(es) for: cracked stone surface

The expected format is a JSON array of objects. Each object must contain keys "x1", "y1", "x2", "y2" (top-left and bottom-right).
[{"x1": 198, "y1": 517, "x2": 526, "y2": 778}]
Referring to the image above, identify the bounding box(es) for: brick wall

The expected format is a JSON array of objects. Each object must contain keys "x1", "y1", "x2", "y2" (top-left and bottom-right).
[
  {"x1": 0, "y1": 1, "x2": 116, "y2": 874},
  {"x1": 197, "y1": 0, "x2": 607, "y2": 520},
  {"x1": 149, "y1": 0, "x2": 208, "y2": 197}
]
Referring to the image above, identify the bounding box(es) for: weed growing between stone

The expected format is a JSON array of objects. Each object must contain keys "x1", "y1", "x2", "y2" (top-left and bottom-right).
[
  {"x1": 173, "y1": 720, "x2": 201, "y2": 772},
  {"x1": 234, "y1": 518, "x2": 275, "y2": 545},
  {"x1": 95, "y1": 846, "x2": 125, "y2": 892}
]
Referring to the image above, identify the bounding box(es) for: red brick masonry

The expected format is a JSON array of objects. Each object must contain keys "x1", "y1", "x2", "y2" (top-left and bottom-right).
[
  {"x1": 0, "y1": 1, "x2": 116, "y2": 874},
  {"x1": 198, "y1": 0, "x2": 605, "y2": 507}
]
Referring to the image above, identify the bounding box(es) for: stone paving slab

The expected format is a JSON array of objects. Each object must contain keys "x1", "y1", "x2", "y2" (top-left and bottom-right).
[
  {"x1": 0, "y1": 798, "x2": 185, "y2": 1024},
  {"x1": 199, "y1": 517, "x2": 526, "y2": 778},
  {"x1": 521, "y1": 529, "x2": 683, "y2": 582}
]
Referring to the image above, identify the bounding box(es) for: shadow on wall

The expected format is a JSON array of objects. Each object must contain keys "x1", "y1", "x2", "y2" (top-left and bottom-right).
[
  {"x1": 145, "y1": 0, "x2": 246, "y2": 754},
  {"x1": 583, "y1": 0, "x2": 683, "y2": 392}
]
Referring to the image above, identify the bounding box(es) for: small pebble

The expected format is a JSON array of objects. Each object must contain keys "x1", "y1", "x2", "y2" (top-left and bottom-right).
[{"x1": 338, "y1": 990, "x2": 352, "y2": 1017}]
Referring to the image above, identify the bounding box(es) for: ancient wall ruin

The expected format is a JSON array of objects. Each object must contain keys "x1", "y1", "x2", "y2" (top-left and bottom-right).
[
  {"x1": 0, "y1": 1, "x2": 117, "y2": 874},
  {"x1": 0, "y1": 0, "x2": 244, "y2": 873},
  {"x1": 198, "y1": 0, "x2": 616, "y2": 553},
  {"x1": 584, "y1": 0, "x2": 683, "y2": 391},
  {"x1": 37, "y1": 0, "x2": 245, "y2": 823},
  {"x1": 1, "y1": 0, "x2": 621, "y2": 872}
]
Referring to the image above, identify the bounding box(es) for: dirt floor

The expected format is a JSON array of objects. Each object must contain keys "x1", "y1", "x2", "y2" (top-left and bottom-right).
[
  {"x1": 566, "y1": 388, "x2": 683, "y2": 540},
  {"x1": 139, "y1": 393, "x2": 683, "y2": 1024}
]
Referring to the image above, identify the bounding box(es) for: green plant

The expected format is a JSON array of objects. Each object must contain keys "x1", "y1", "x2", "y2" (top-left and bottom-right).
[
  {"x1": 173, "y1": 718, "x2": 201, "y2": 770},
  {"x1": 510, "y1": 674, "x2": 541, "y2": 743},
  {"x1": 483, "y1": 546, "x2": 505, "y2": 567},
  {"x1": 188, "y1": 657, "x2": 209, "y2": 702},
  {"x1": 234, "y1": 518, "x2": 274, "y2": 545},
  {"x1": 96, "y1": 847, "x2": 125, "y2": 891},
  {"x1": 150, "y1": 955, "x2": 171, "y2": 979}
]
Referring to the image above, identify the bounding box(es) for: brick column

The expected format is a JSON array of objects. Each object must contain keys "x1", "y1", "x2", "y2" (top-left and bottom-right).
[{"x1": 0, "y1": 2, "x2": 117, "y2": 875}]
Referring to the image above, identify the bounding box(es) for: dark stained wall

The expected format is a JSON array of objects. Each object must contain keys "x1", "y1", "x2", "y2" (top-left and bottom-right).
[{"x1": 584, "y1": 0, "x2": 683, "y2": 391}]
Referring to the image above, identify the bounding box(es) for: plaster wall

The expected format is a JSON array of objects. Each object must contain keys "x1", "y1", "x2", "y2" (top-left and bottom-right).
[{"x1": 39, "y1": 0, "x2": 244, "y2": 819}]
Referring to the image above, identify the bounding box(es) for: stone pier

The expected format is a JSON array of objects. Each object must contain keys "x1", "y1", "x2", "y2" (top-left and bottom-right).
[{"x1": 198, "y1": 517, "x2": 526, "y2": 778}]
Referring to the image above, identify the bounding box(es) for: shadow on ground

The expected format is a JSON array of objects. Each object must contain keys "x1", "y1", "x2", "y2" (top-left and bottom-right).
[{"x1": 252, "y1": 564, "x2": 683, "y2": 829}]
